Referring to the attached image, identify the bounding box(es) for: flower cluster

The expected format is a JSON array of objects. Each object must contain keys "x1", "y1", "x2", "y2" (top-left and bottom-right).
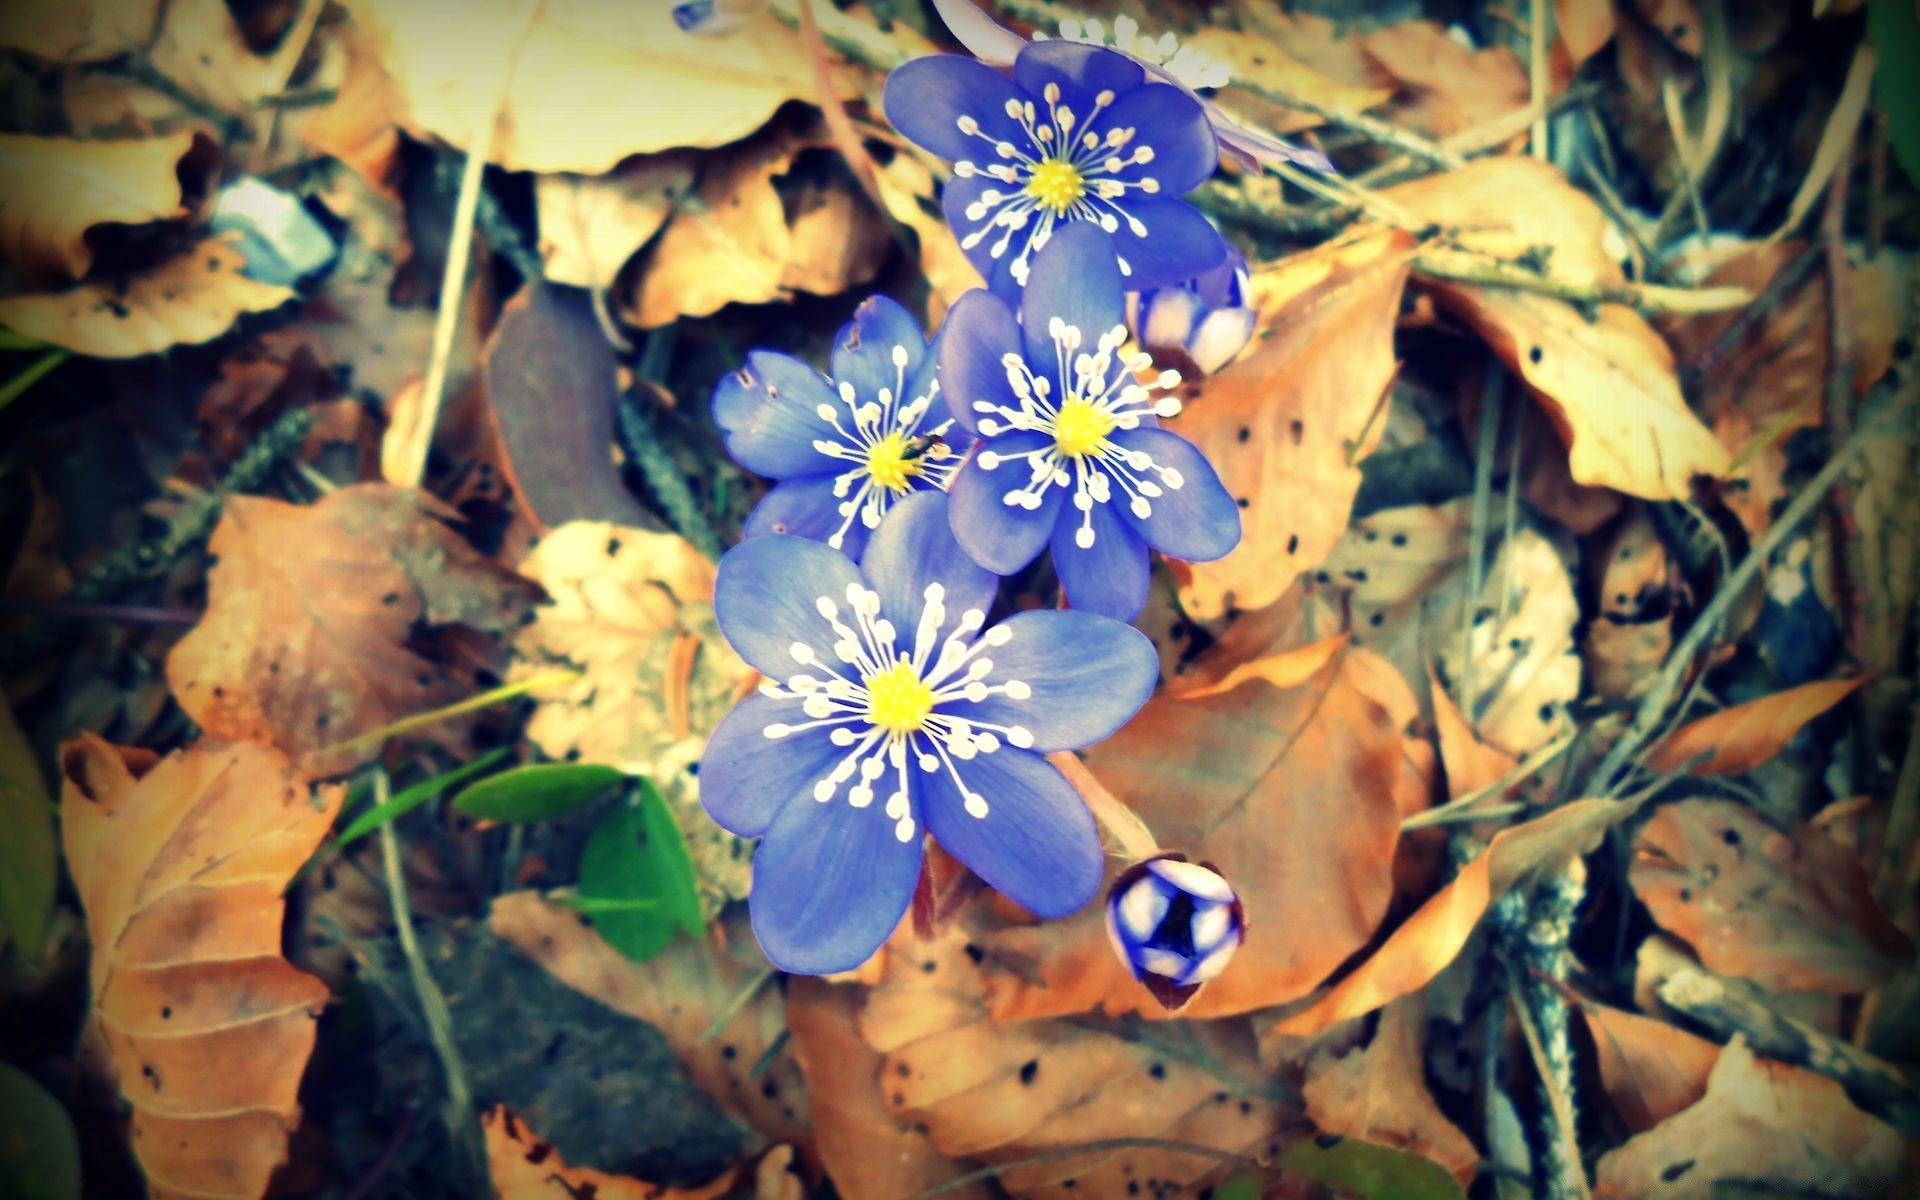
[{"x1": 700, "y1": 5, "x2": 1275, "y2": 983}]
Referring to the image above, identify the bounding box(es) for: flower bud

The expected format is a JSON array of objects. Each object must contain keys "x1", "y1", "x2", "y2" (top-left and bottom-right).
[
  {"x1": 1131, "y1": 244, "x2": 1255, "y2": 377},
  {"x1": 1105, "y1": 853, "x2": 1245, "y2": 1010}
]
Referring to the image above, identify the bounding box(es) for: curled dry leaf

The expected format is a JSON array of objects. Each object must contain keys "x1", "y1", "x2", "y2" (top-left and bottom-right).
[
  {"x1": 1585, "y1": 512, "x2": 1683, "y2": 700},
  {"x1": 1646, "y1": 678, "x2": 1864, "y2": 776},
  {"x1": 1430, "y1": 669, "x2": 1516, "y2": 802},
  {"x1": 1275, "y1": 798, "x2": 1641, "y2": 1036},
  {"x1": 0, "y1": 238, "x2": 293, "y2": 358},
  {"x1": 984, "y1": 646, "x2": 1414, "y2": 1021},
  {"x1": 482, "y1": 1106, "x2": 738, "y2": 1200},
  {"x1": 509, "y1": 521, "x2": 757, "y2": 911},
  {"x1": 1303, "y1": 996, "x2": 1478, "y2": 1186},
  {"x1": 1594, "y1": 1037, "x2": 1905, "y2": 1199},
  {"x1": 1579, "y1": 1000, "x2": 1720, "y2": 1132},
  {"x1": 1177, "y1": 228, "x2": 1416, "y2": 620},
  {"x1": 165, "y1": 482, "x2": 544, "y2": 775},
  {"x1": 1629, "y1": 797, "x2": 1913, "y2": 995},
  {"x1": 60, "y1": 734, "x2": 343, "y2": 1200},
  {"x1": 860, "y1": 922, "x2": 1284, "y2": 1199},
  {"x1": 489, "y1": 892, "x2": 809, "y2": 1146},
  {"x1": 535, "y1": 154, "x2": 696, "y2": 291},
  {"x1": 0, "y1": 130, "x2": 215, "y2": 281}
]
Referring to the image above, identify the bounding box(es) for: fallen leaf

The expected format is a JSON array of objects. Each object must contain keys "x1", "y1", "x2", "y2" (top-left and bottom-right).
[
  {"x1": 1594, "y1": 1037, "x2": 1905, "y2": 1198},
  {"x1": 1585, "y1": 512, "x2": 1684, "y2": 699},
  {"x1": 509, "y1": 520, "x2": 757, "y2": 914},
  {"x1": 535, "y1": 154, "x2": 696, "y2": 291},
  {"x1": 1177, "y1": 228, "x2": 1417, "y2": 620},
  {"x1": 165, "y1": 482, "x2": 544, "y2": 774},
  {"x1": 872, "y1": 133, "x2": 981, "y2": 322},
  {"x1": 1303, "y1": 997, "x2": 1478, "y2": 1186},
  {"x1": 0, "y1": 0, "x2": 157, "y2": 62},
  {"x1": 146, "y1": 0, "x2": 316, "y2": 116},
  {"x1": 1647, "y1": 678, "x2": 1865, "y2": 776},
  {"x1": 280, "y1": 16, "x2": 405, "y2": 188},
  {"x1": 483, "y1": 1106, "x2": 736, "y2": 1200},
  {"x1": 1191, "y1": 27, "x2": 1395, "y2": 134},
  {"x1": 0, "y1": 131, "x2": 215, "y2": 282},
  {"x1": 983, "y1": 645, "x2": 1414, "y2": 1021},
  {"x1": 1579, "y1": 1001, "x2": 1720, "y2": 1132},
  {"x1": 0, "y1": 238, "x2": 293, "y2": 359},
  {"x1": 1629, "y1": 797, "x2": 1913, "y2": 994},
  {"x1": 1275, "y1": 798, "x2": 1640, "y2": 1036},
  {"x1": 1430, "y1": 670, "x2": 1516, "y2": 801},
  {"x1": 1360, "y1": 22, "x2": 1531, "y2": 138},
  {"x1": 1556, "y1": 0, "x2": 1618, "y2": 68},
  {"x1": 60, "y1": 734, "x2": 343, "y2": 1200},
  {"x1": 784, "y1": 978, "x2": 993, "y2": 1200},
  {"x1": 490, "y1": 892, "x2": 809, "y2": 1146},
  {"x1": 1173, "y1": 634, "x2": 1350, "y2": 700},
  {"x1": 0, "y1": 699, "x2": 56, "y2": 957}
]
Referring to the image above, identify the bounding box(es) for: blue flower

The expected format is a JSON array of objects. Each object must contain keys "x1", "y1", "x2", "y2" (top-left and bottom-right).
[
  {"x1": 1133, "y1": 241, "x2": 1256, "y2": 377},
  {"x1": 712, "y1": 295, "x2": 964, "y2": 560},
  {"x1": 1106, "y1": 854, "x2": 1245, "y2": 1010},
  {"x1": 883, "y1": 39, "x2": 1228, "y2": 294},
  {"x1": 700, "y1": 490, "x2": 1159, "y2": 975},
  {"x1": 939, "y1": 223, "x2": 1240, "y2": 621}
]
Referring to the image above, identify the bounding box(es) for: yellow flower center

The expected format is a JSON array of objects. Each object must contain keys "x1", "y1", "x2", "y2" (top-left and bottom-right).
[
  {"x1": 865, "y1": 662, "x2": 935, "y2": 735},
  {"x1": 1025, "y1": 159, "x2": 1086, "y2": 216},
  {"x1": 865, "y1": 432, "x2": 922, "y2": 493},
  {"x1": 1052, "y1": 396, "x2": 1115, "y2": 458}
]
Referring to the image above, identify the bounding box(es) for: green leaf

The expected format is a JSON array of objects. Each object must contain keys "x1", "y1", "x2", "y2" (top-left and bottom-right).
[
  {"x1": 1280, "y1": 1137, "x2": 1467, "y2": 1200},
  {"x1": 555, "y1": 895, "x2": 666, "y2": 915},
  {"x1": 333, "y1": 748, "x2": 511, "y2": 849},
  {"x1": 1870, "y1": 0, "x2": 1920, "y2": 184},
  {"x1": 0, "y1": 349, "x2": 68, "y2": 417},
  {"x1": 0, "y1": 328, "x2": 47, "y2": 351},
  {"x1": 577, "y1": 780, "x2": 703, "y2": 963},
  {"x1": 0, "y1": 701, "x2": 55, "y2": 958},
  {"x1": 0, "y1": 1061, "x2": 81, "y2": 1200},
  {"x1": 452, "y1": 762, "x2": 626, "y2": 823},
  {"x1": 1215, "y1": 1174, "x2": 1262, "y2": 1200}
]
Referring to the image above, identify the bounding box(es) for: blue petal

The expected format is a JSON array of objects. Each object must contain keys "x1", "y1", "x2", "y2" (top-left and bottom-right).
[
  {"x1": 829, "y1": 294, "x2": 929, "y2": 408},
  {"x1": 699, "y1": 693, "x2": 840, "y2": 837},
  {"x1": 1051, "y1": 494, "x2": 1150, "y2": 620},
  {"x1": 860, "y1": 490, "x2": 998, "y2": 636},
  {"x1": 1104, "y1": 197, "x2": 1228, "y2": 290},
  {"x1": 714, "y1": 534, "x2": 863, "y2": 677},
  {"x1": 920, "y1": 746, "x2": 1102, "y2": 919},
  {"x1": 1019, "y1": 223, "x2": 1126, "y2": 362},
  {"x1": 941, "y1": 173, "x2": 1005, "y2": 287},
  {"x1": 943, "y1": 608, "x2": 1157, "y2": 751},
  {"x1": 948, "y1": 432, "x2": 1066, "y2": 574},
  {"x1": 712, "y1": 350, "x2": 842, "y2": 478},
  {"x1": 884, "y1": 55, "x2": 1031, "y2": 164},
  {"x1": 1112, "y1": 427, "x2": 1241, "y2": 562},
  {"x1": 749, "y1": 784, "x2": 924, "y2": 974},
  {"x1": 743, "y1": 474, "x2": 868, "y2": 555},
  {"x1": 937, "y1": 287, "x2": 1024, "y2": 439},
  {"x1": 1013, "y1": 39, "x2": 1147, "y2": 101},
  {"x1": 909, "y1": 336, "x2": 957, "y2": 434},
  {"x1": 1097, "y1": 81, "x2": 1218, "y2": 194},
  {"x1": 930, "y1": 0, "x2": 1025, "y2": 67}
]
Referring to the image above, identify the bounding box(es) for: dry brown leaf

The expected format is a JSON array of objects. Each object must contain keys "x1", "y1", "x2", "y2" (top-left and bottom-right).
[
  {"x1": 1303, "y1": 996, "x2": 1478, "y2": 1186},
  {"x1": 1556, "y1": 0, "x2": 1618, "y2": 68},
  {"x1": 509, "y1": 521, "x2": 757, "y2": 912},
  {"x1": 1359, "y1": 21, "x2": 1531, "y2": 138},
  {"x1": 1579, "y1": 1001, "x2": 1720, "y2": 1132},
  {"x1": 280, "y1": 16, "x2": 405, "y2": 187},
  {"x1": 146, "y1": 0, "x2": 317, "y2": 115},
  {"x1": 1593, "y1": 1037, "x2": 1905, "y2": 1198},
  {"x1": 536, "y1": 154, "x2": 696, "y2": 291},
  {"x1": 490, "y1": 892, "x2": 809, "y2": 1146},
  {"x1": 61, "y1": 735, "x2": 343, "y2": 1200},
  {"x1": 483, "y1": 1106, "x2": 738, "y2": 1200},
  {"x1": 1275, "y1": 798, "x2": 1639, "y2": 1036},
  {"x1": 0, "y1": 131, "x2": 213, "y2": 281},
  {"x1": 0, "y1": 0, "x2": 157, "y2": 62},
  {"x1": 1191, "y1": 27, "x2": 1394, "y2": 135},
  {"x1": 1629, "y1": 797, "x2": 1913, "y2": 995},
  {"x1": 784, "y1": 979, "x2": 992, "y2": 1200},
  {"x1": 983, "y1": 646, "x2": 1414, "y2": 1021},
  {"x1": 1647, "y1": 678, "x2": 1864, "y2": 776},
  {"x1": 1431, "y1": 670, "x2": 1517, "y2": 801},
  {"x1": 861, "y1": 921, "x2": 1284, "y2": 1199},
  {"x1": 871, "y1": 141, "x2": 979, "y2": 323},
  {"x1": 165, "y1": 482, "x2": 543, "y2": 774},
  {"x1": 1177, "y1": 228, "x2": 1416, "y2": 619}
]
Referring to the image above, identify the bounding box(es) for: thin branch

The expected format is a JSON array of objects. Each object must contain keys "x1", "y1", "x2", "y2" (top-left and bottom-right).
[{"x1": 1412, "y1": 250, "x2": 1754, "y2": 314}]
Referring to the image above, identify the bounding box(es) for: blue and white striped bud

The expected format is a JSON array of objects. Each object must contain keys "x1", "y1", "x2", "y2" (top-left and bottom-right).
[
  {"x1": 1130, "y1": 244, "x2": 1255, "y2": 378},
  {"x1": 1105, "y1": 853, "x2": 1245, "y2": 1010}
]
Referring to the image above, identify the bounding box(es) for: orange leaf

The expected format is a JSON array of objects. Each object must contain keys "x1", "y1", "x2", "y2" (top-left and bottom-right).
[
  {"x1": 1647, "y1": 678, "x2": 1865, "y2": 776},
  {"x1": 60, "y1": 734, "x2": 343, "y2": 1200},
  {"x1": 483, "y1": 1106, "x2": 742, "y2": 1200},
  {"x1": 1174, "y1": 634, "x2": 1350, "y2": 700},
  {"x1": 1303, "y1": 997, "x2": 1479, "y2": 1186},
  {"x1": 1579, "y1": 1001, "x2": 1720, "y2": 1132},
  {"x1": 1274, "y1": 798, "x2": 1639, "y2": 1036},
  {"x1": 1429, "y1": 668, "x2": 1517, "y2": 801}
]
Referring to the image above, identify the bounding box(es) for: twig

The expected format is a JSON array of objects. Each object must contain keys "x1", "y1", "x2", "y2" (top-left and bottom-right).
[
  {"x1": 1528, "y1": 0, "x2": 1551, "y2": 162},
  {"x1": 904, "y1": 1137, "x2": 1256, "y2": 1200},
  {"x1": 1412, "y1": 250, "x2": 1753, "y2": 314},
  {"x1": 1229, "y1": 81, "x2": 1461, "y2": 169},
  {"x1": 1402, "y1": 728, "x2": 1578, "y2": 830},
  {"x1": 1515, "y1": 868, "x2": 1586, "y2": 1199},
  {"x1": 1679, "y1": 241, "x2": 1825, "y2": 387},
  {"x1": 1462, "y1": 370, "x2": 1505, "y2": 720},
  {"x1": 1658, "y1": 967, "x2": 1920, "y2": 1137}
]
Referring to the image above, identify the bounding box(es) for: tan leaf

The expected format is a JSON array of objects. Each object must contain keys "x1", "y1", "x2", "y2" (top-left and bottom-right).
[
  {"x1": 1177, "y1": 228, "x2": 1417, "y2": 619},
  {"x1": 1275, "y1": 798, "x2": 1639, "y2": 1036},
  {"x1": 1647, "y1": 678, "x2": 1865, "y2": 776},
  {"x1": 0, "y1": 0, "x2": 157, "y2": 62},
  {"x1": 1431, "y1": 669, "x2": 1517, "y2": 801},
  {"x1": 1303, "y1": 997, "x2": 1479, "y2": 1186},
  {"x1": 280, "y1": 17, "x2": 405, "y2": 187},
  {"x1": 60, "y1": 734, "x2": 343, "y2": 1200},
  {"x1": 535, "y1": 154, "x2": 696, "y2": 291},
  {"x1": 1359, "y1": 21, "x2": 1530, "y2": 138},
  {"x1": 1629, "y1": 797, "x2": 1913, "y2": 994},
  {"x1": 147, "y1": 0, "x2": 317, "y2": 115},
  {"x1": 0, "y1": 239, "x2": 294, "y2": 359},
  {"x1": 1555, "y1": 0, "x2": 1618, "y2": 68},
  {"x1": 0, "y1": 131, "x2": 213, "y2": 281},
  {"x1": 483, "y1": 1106, "x2": 737, "y2": 1200},
  {"x1": 983, "y1": 646, "x2": 1414, "y2": 1021},
  {"x1": 1594, "y1": 1037, "x2": 1905, "y2": 1198},
  {"x1": 489, "y1": 892, "x2": 808, "y2": 1145},
  {"x1": 1190, "y1": 27, "x2": 1394, "y2": 134},
  {"x1": 165, "y1": 482, "x2": 544, "y2": 774},
  {"x1": 1579, "y1": 1001, "x2": 1720, "y2": 1132}
]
